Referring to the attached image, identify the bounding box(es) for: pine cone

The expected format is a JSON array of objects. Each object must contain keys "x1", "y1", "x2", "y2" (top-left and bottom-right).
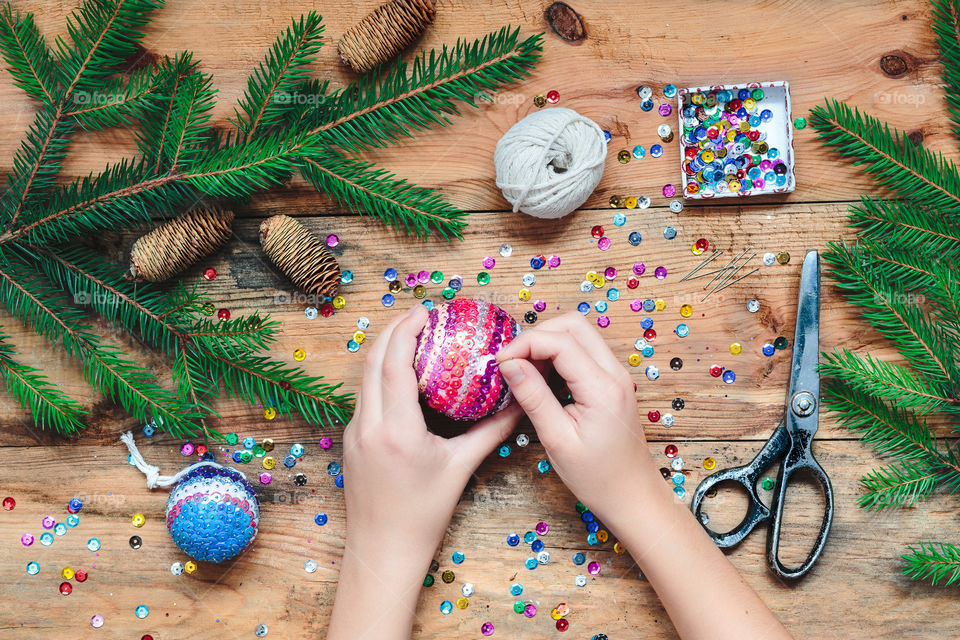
[
  {"x1": 338, "y1": 0, "x2": 436, "y2": 74},
  {"x1": 129, "y1": 208, "x2": 234, "y2": 282},
  {"x1": 259, "y1": 215, "x2": 340, "y2": 298}
]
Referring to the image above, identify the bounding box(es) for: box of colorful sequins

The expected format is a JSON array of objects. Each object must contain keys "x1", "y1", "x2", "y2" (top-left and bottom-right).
[{"x1": 676, "y1": 81, "x2": 795, "y2": 199}]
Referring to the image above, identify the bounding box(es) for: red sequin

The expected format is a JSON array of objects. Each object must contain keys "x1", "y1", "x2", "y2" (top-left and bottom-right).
[
  {"x1": 626, "y1": 276, "x2": 639, "y2": 289},
  {"x1": 591, "y1": 225, "x2": 605, "y2": 238},
  {"x1": 643, "y1": 328, "x2": 656, "y2": 341},
  {"x1": 709, "y1": 365, "x2": 724, "y2": 377},
  {"x1": 556, "y1": 618, "x2": 569, "y2": 631},
  {"x1": 2, "y1": 496, "x2": 14, "y2": 510},
  {"x1": 202, "y1": 267, "x2": 217, "y2": 281},
  {"x1": 647, "y1": 410, "x2": 660, "y2": 422},
  {"x1": 217, "y1": 308, "x2": 231, "y2": 320},
  {"x1": 75, "y1": 569, "x2": 88, "y2": 582},
  {"x1": 695, "y1": 238, "x2": 709, "y2": 251},
  {"x1": 319, "y1": 303, "x2": 334, "y2": 317},
  {"x1": 546, "y1": 90, "x2": 560, "y2": 104},
  {"x1": 665, "y1": 444, "x2": 678, "y2": 458},
  {"x1": 59, "y1": 582, "x2": 72, "y2": 595}
]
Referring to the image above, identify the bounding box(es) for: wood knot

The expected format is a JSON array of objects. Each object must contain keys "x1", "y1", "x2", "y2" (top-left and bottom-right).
[
  {"x1": 879, "y1": 51, "x2": 918, "y2": 77},
  {"x1": 545, "y1": 2, "x2": 586, "y2": 42},
  {"x1": 907, "y1": 129, "x2": 924, "y2": 146}
]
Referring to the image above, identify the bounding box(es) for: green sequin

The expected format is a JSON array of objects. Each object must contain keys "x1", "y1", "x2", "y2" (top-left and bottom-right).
[
  {"x1": 442, "y1": 287, "x2": 455, "y2": 300},
  {"x1": 430, "y1": 270, "x2": 444, "y2": 284},
  {"x1": 477, "y1": 272, "x2": 490, "y2": 285},
  {"x1": 793, "y1": 116, "x2": 807, "y2": 130},
  {"x1": 514, "y1": 601, "x2": 526, "y2": 614},
  {"x1": 423, "y1": 574, "x2": 434, "y2": 587},
  {"x1": 762, "y1": 477, "x2": 775, "y2": 491},
  {"x1": 225, "y1": 433, "x2": 239, "y2": 445}
]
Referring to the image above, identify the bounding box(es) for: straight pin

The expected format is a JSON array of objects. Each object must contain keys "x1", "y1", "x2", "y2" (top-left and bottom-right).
[
  {"x1": 703, "y1": 248, "x2": 750, "y2": 291},
  {"x1": 680, "y1": 250, "x2": 722, "y2": 281}
]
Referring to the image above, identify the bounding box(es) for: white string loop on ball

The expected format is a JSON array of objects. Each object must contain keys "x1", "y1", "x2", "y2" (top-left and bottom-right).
[
  {"x1": 120, "y1": 431, "x2": 223, "y2": 489},
  {"x1": 494, "y1": 107, "x2": 607, "y2": 219}
]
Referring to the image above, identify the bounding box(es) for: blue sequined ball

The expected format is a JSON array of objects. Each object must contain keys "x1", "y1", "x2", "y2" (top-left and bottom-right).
[{"x1": 165, "y1": 465, "x2": 259, "y2": 563}]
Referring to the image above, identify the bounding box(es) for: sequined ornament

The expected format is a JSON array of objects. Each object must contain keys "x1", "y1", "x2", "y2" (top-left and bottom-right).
[{"x1": 414, "y1": 299, "x2": 519, "y2": 420}]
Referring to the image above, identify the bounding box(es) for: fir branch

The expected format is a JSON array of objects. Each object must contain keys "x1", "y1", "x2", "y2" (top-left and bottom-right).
[
  {"x1": 172, "y1": 344, "x2": 217, "y2": 440},
  {"x1": 300, "y1": 153, "x2": 467, "y2": 240},
  {"x1": 299, "y1": 27, "x2": 543, "y2": 152},
  {"x1": 0, "y1": 328, "x2": 86, "y2": 433},
  {"x1": 932, "y1": 0, "x2": 960, "y2": 144},
  {"x1": 810, "y1": 99, "x2": 960, "y2": 212},
  {"x1": 858, "y1": 460, "x2": 945, "y2": 510},
  {"x1": 0, "y1": 256, "x2": 203, "y2": 435},
  {"x1": 56, "y1": 0, "x2": 161, "y2": 96},
  {"x1": 0, "y1": 3, "x2": 58, "y2": 104},
  {"x1": 850, "y1": 196, "x2": 960, "y2": 262},
  {"x1": 2, "y1": 103, "x2": 74, "y2": 227},
  {"x1": 825, "y1": 240, "x2": 960, "y2": 384},
  {"x1": 136, "y1": 52, "x2": 200, "y2": 174},
  {"x1": 823, "y1": 380, "x2": 955, "y2": 465},
  {"x1": 65, "y1": 65, "x2": 158, "y2": 130},
  {"x1": 820, "y1": 348, "x2": 958, "y2": 415},
  {"x1": 231, "y1": 11, "x2": 324, "y2": 140},
  {"x1": 903, "y1": 541, "x2": 960, "y2": 586},
  {"x1": 163, "y1": 67, "x2": 215, "y2": 169},
  {"x1": 204, "y1": 351, "x2": 353, "y2": 426}
]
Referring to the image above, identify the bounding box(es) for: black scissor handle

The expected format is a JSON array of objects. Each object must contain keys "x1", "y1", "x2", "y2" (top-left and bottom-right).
[
  {"x1": 691, "y1": 423, "x2": 791, "y2": 548},
  {"x1": 766, "y1": 450, "x2": 834, "y2": 580}
]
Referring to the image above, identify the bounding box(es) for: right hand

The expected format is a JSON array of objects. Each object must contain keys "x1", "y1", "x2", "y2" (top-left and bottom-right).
[{"x1": 495, "y1": 313, "x2": 661, "y2": 523}]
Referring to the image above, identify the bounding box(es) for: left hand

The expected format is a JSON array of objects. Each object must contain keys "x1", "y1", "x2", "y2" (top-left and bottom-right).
[{"x1": 342, "y1": 303, "x2": 523, "y2": 567}]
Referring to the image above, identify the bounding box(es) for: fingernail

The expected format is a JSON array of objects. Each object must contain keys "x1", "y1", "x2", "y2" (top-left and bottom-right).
[{"x1": 498, "y1": 359, "x2": 524, "y2": 382}]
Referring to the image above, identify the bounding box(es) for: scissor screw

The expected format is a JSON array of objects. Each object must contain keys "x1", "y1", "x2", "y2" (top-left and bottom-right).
[{"x1": 791, "y1": 391, "x2": 817, "y2": 417}]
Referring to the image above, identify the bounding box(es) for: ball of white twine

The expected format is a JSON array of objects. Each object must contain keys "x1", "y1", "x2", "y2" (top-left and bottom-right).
[{"x1": 494, "y1": 107, "x2": 607, "y2": 219}]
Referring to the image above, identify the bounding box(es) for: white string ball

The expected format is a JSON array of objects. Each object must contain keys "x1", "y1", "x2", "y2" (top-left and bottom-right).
[{"x1": 494, "y1": 107, "x2": 607, "y2": 219}]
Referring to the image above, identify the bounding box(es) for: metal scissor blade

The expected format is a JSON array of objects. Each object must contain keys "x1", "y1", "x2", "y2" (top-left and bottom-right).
[{"x1": 787, "y1": 250, "x2": 821, "y2": 436}]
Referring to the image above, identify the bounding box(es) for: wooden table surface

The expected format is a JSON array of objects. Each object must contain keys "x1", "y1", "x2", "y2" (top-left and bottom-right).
[{"x1": 0, "y1": 0, "x2": 955, "y2": 638}]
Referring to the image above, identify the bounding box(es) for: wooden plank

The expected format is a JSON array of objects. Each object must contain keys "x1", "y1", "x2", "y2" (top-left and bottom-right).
[
  {"x1": 0, "y1": 439, "x2": 953, "y2": 639},
  {"x1": 0, "y1": 204, "x2": 914, "y2": 446},
  {"x1": 0, "y1": 0, "x2": 951, "y2": 218}
]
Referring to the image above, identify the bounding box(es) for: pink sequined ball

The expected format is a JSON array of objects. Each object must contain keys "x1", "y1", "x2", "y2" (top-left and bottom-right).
[{"x1": 414, "y1": 298, "x2": 520, "y2": 421}]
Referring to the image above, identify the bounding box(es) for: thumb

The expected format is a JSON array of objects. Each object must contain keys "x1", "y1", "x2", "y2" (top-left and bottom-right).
[
  {"x1": 453, "y1": 403, "x2": 523, "y2": 469},
  {"x1": 498, "y1": 358, "x2": 576, "y2": 449}
]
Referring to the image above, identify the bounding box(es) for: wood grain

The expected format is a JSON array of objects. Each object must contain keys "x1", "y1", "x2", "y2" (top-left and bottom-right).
[{"x1": 0, "y1": 0, "x2": 955, "y2": 638}]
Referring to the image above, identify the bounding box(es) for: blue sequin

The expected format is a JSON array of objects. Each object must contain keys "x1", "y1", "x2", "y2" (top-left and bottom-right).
[
  {"x1": 641, "y1": 344, "x2": 654, "y2": 357},
  {"x1": 449, "y1": 278, "x2": 462, "y2": 292},
  {"x1": 290, "y1": 443, "x2": 304, "y2": 457},
  {"x1": 232, "y1": 451, "x2": 244, "y2": 463},
  {"x1": 383, "y1": 268, "x2": 398, "y2": 282},
  {"x1": 452, "y1": 551, "x2": 465, "y2": 564},
  {"x1": 327, "y1": 461, "x2": 341, "y2": 475},
  {"x1": 603, "y1": 130, "x2": 612, "y2": 142},
  {"x1": 242, "y1": 437, "x2": 256, "y2": 450},
  {"x1": 506, "y1": 533, "x2": 520, "y2": 547},
  {"x1": 66, "y1": 514, "x2": 80, "y2": 527},
  {"x1": 510, "y1": 583, "x2": 523, "y2": 596},
  {"x1": 675, "y1": 323, "x2": 689, "y2": 338},
  {"x1": 340, "y1": 270, "x2": 354, "y2": 284},
  {"x1": 283, "y1": 455, "x2": 297, "y2": 468},
  {"x1": 537, "y1": 460, "x2": 551, "y2": 473},
  {"x1": 723, "y1": 370, "x2": 737, "y2": 384},
  {"x1": 672, "y1": 473, "x2": 685, "y2": 486},
  {"x1": 586, "y1": 521, "x2": 599, "y2": 533},
  {"x1": 530, "y1": 255, "x2": 546, "y2": 270},
  {"x1": 525, "y1": 557, "x2": 538, "y2": 570},
  {"x1": 347, "y1": 339, "x2": 360, "y2": 352},
  {"x1": 142, "y1": 423, "x2": 156, "y2": 437},
  {"x1": 68, "y1": 498, "x2": 83, "y2": 512},
  {"x1": 334, "y1": 474, "x2": 344, "y2": 488},
  {"x1": 573, "y1": 552, "x2": 586, "y2": 565},
  {"x1": 577, "y1": 302, "x2": 590, "y2": 315},
  {"x1": 632, "y1": 145, "x2": 646, "y2": 159},
  {"x1": 650, "y1": 144, "x2": 663, "y2": 158},
  {"x1": 663, "y1": 83, "x2": 678, "y2": 98},
  {"x1": 381, "y1": 294, "x2": 395, "y2": 307},
  {"x1": 587, "y1": 532, "x2": 599, "y2": 545},
  {"x1": 581, "y1": 510, "x2": 595, "y2": 523},
  {"x1": 523, "y1": 531, "x2": 537, "y2": 544},
  {"x1": 642, "y1": 299, "x2": 656, "y2": 312},
  {"x1": 531, "y1": 539, "x2": 544, "y2": 553},
  {"x1": 607, "y1": 288, "x2": 620, "y2": 302},
  {"x1": 594, "y1": 300, "x2": 607, "y2": 313},
  {"x1": 440, "y1": 600, "x2": 453, "y2": 615},
  {"x1": 663, "y1": 226, "x2": 677, "y2": 240},
  {"x1": 613, "y1": 212, "x2": 626, "y2": 226},
  {"x1": 640, "y1": 317, "x2": 654, "y2": 330},
  {"x1": 674, "y1": 486, "x2": 687, "y2": 499},
  {"x1": 314, "y1": 513, "x2": 328, "y2": 526},
  {"x1": 762, "y1": 343, "x2": 775, "y2": 356},
  {"x1": 498, "y1": 445, "x2": 511, "y2": 457},
  {"x1": 640, "y1": 99, "x2": 654, "y2": 112},
  {"x1": 628, "y1": 231, "x2": 642, "y2": 245}
]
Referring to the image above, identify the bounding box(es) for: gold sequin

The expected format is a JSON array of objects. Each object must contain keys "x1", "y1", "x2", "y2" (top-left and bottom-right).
[
  {"x1": 184, "y1": 561, "x2": 197, "y2": 574},
  {"x1": 262, "y1": 456, "x2": 276, "y2": 470},
  {"x1": 131, "y1": 513, "x2": 145, "y2": 527},
  {"x1": 704, "y1": 457, "x2": 717, "y2": 471},
  {"x1": 624, "y1": 196, "x2": 638, "y2": 209},
  {"x1": 332, "y1": 295, "x2": 346, "y2": 309},
  {"x1": 293, "y1": 348, "x2": 306, "y2": 361},
  {"x1": 262, "y1": 438, "x2": 274, "y2": 451},
  {"x1": 680, "y1": 304, "x2": 693, "y2": 317},
  {"x1": 628, "y1": 353, "x2": 642, "y2": 367},
  {"x1": 729, "y1": 343, "x2": 742, "y2": 355},
  {"x1": 456, "y1": 597, "x2": 469, "y2": 610},
  {"x1": 263, "y1": 407, "x2": 277, "y2": 420}
]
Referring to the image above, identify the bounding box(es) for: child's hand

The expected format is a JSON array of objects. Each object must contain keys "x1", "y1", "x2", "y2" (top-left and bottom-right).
[
  {"x1": 495, "y1": 313, "x2": 660, "y2": 523},
  {"x1": 343, "y1": 303, "x2": 522, "y2": 568},
  {"x1": 329, "y1": 304, "x2": 521, "y2": 640}
]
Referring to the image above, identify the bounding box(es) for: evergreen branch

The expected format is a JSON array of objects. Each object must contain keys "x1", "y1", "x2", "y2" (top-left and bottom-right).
[
  {"x1": 820, "y1": 348, "x2": 958, "y2": 414},
  {"x1": 825, "y1": 240, "x2": 960, "y2": 384},
  {"x1": 136, "y1": 52, "x2": 199, "y2": 174},
  {"x1": 232, "y1": 11, "x2": 324, "y2": 140},
  {"x1": 164, "y1": 67, "x2": 215, "y2": 169},
  {"x1": 203, "y1": 350, "x2": 353, "y2": 426},
  {"x1": 26, "y1": 244, "x2": 182, "y2": 352},
  {"x1": 0, "y1": 4, "x2": 59, "y2": 104},
  {"x1": 300, "y1": 27, "x2": 543, "y2": 152},
  {"x1": 903, "y1": 541, "x2": 960, "y2": 586},
  {"x1": 65, "y1": 65, "x2": 158, "y2": 130},
  {"x1": 0, "y1": 256, "x2": 202, "y2": 435},
  {"x1": 56, "y1": 0, "x2": 161, "y2": 96},
  {"x1": 823, "y1": 380, "x2": 957, "y2": 466},
  {"x1": 858, "y1": 460, "x2": 946, "y2": 510},
  {"x1": 300, "y1": 153, "x2": 467, "y2": 240},
  {"x1": 0, "y1": 328, "x2": 87, "y2": 433},
  {"x1": 2, "y1": 103, "x2": 74, "y2": 227},
  {"x1": 172, "y1": 344, "x2": 217, "y2": 441},
  {"x1": 185, "y1": 314, "x2": 278, "y2": 356},
  {"x1": 850, "y1": 196, "x2": 960, "y2": 262},
  {"x1": 810, "y1": 99, "x2": 960, "y2": 212},
  {"x1": 932, "y1": 0, "x2": 960, "y2": 144}
]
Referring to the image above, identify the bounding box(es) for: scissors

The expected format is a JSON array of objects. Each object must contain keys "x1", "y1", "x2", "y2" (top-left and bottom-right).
[{"x1": 690, "y1": 249, "x2": 833, "y2": 581}]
